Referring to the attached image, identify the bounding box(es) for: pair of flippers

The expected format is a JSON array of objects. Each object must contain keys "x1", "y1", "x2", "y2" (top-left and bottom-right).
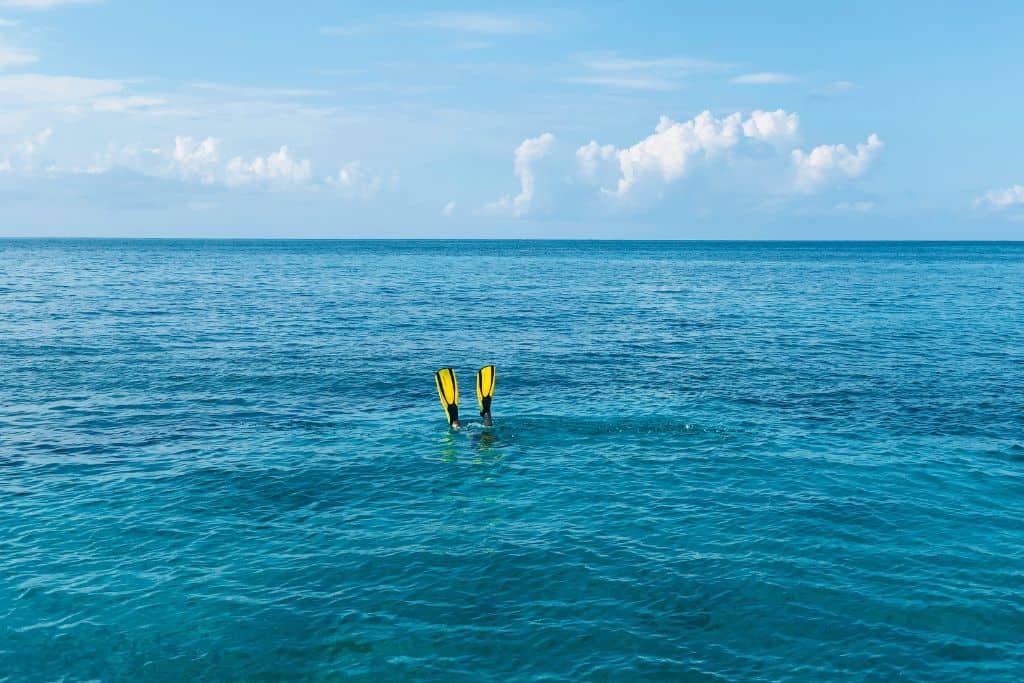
[{"x1": 435, "y1": 365, "x2": 495, "y2": 429}]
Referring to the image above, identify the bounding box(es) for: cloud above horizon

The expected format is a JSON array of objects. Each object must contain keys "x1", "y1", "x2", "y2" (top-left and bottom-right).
[
  {"x1": 791, "y1": 134, "x2": 884, "y2": 192},
  {"x1": 490, "y1": 109, "x2": 883, "y2": 216},
  {"x1": 975, "y1": 185, "x2": 1024, "y2": 210},
  {"x1": 0, "y1": 128, "x2": 388, "y2": 201},
  {"x1": 0, "y1": 45, "x2": 35, "y2": 69},
  {"x1": 0, "y1": 126, "x2": 51, "y2": 173},
  {"x1": 488, "y1": 132, "x2": 556, "y2": 216}
]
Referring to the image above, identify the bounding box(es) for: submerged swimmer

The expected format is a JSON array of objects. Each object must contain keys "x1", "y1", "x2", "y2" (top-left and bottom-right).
[{"x1": 435, "y1": 366, "x2": 495, "y2": 429}]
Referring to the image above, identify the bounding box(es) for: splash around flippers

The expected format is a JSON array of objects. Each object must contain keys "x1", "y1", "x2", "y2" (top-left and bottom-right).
[
  {"x1": 435, "y1": 368, "x2": 460, "y2": 428},
  {"x1": 476, "y1": 365, "x2": 496, "y2": 427}
]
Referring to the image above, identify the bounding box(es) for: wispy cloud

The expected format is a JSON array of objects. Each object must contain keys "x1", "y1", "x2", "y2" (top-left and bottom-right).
[
  {"x1": 185, "y1": 81, "x2": 331, "y2": 99},
  {"x1": 1, "y1": 0, "x2": 102, "y2": 9},
  {"x1": 0, "y1": 73, "x2": 123, "y2": 104},
  {"x1": 835, "y1": 200, "x2": 874, "y2": 212},
  {"x1": 731, "y1": 72, "x2": 797, "y2": 85},
  {"x1": 0, "y1": 45, "x2": 35, "y2": 68},
  {"x1": 454, "y1": 40, "x2": 492, "y2": 51},
  {"x1": 319, "y1": 24, "x2": 372, "y2": 37},
  {"x1": 0, "y1": 126, "x2": 51, "y2": 174},
  {"x1": 92, "y1": 95, "x2": 168, "y2": 113},
  {"x1": 975, "y1": 185, "x2": 1024, "y2": 210},
  {"x1": 811, "y1": 80, "x2": 854, "y2": 97},
  {"x1": 564, "y1": 75, "x2": 676, "y2": 91},
  {"x1": 568, "y1": 53, "x2": 728, "y2": 91},
  {"x1": 581, "y1": 55, "x2": 724, "y2": 72},
  {"x1": 416, "y1": 12, "x2": 548, "y2": 34}
]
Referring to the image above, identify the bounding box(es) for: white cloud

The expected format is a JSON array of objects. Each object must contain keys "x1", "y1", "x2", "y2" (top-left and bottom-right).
[
  {"x1": 490, "y1": 110, "x2": 882, "y2": 217},
  {"x1": 564, "y1": 75, "x2": 676, "y2": 91},
  {"x1": 585, "y1": 110, "x2": 800, "y2": 198},
  {"x1": 319, "y1": 24, "x2": 372, "y2": 37},
  {"x1": 326, "y1": 161, "x2": 383, "y2": 199},
  {"x1": 975, "y1": 185, "x2": 1024, "y2": 210},
  {"x1": 417, "y1": 12, "x2": 547, "y2": 34},
  {"x1": 568, "y1": 54, "x2": 727, "y2": 91},
  {"x1": 731, "y1": 72, "x2": 797, "y2": 85},
  {"x1": 442, "y1": 200, "x2": 456, "y2": 216},
  {"x1": 225, "y1": 146, "x2": 312, "y2": 187},
  {"x1": 489, "y1": 132, "x2": 555, "y2": 216},
  {"x1": 0, "y1": 45, "x2": 35, "y2": 69},
  {"x1": 836, "y1": 200, "x2": 875, "y2": 212},
  {"x1": 454, "y1": 40, "x2": 492, "y2": 51},
  {"x1": 812, "y1": 80, "x2": 855, "y2": 97},
  {"x1": 576, "y1": 140, "x2": 617, "y2": 182},
  {"x1": 791, "y1": 134, "x2": 883, "y2": 192},
  {"x1": 1, "y1": 0, "x2": 101, "y2": 9},
  {"x1": 170, "y1": 136, "x2": 221, "y2": 184},
  {"x1": 185, "y1": 81, "x2": 330, "y2": 99},
  {"x1": 0, "y1": 126, "x2": 50, "y2": 173},
  {"x1": 0, "y1": 17, "x2": 18, "y2": 25},
  {"x1": 92, "y1": 95, "x2": 168, "y2": 113},
  {"x1": 0, "y1": 73, "x2": 123, "y2": 104},
  {"x1": 741, "y1": 109, "x2": 800, "y2": 146}
]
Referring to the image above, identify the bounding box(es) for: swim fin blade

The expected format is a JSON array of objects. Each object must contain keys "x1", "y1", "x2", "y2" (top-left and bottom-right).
[
  {"x1": 476, "y1": 365, "x2": 495, "y2": 426},
  {"x1": 435, "y1": 368, "x2": 459, "y2": 427}
]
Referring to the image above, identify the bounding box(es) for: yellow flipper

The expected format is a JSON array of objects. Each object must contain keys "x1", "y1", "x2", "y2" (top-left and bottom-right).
[
  {"x1": 476, "y1": 365, "x2": 496, "y2": 417},
  {"x1": 434, "y1": 368, "x2": 459, "y2": 427}
]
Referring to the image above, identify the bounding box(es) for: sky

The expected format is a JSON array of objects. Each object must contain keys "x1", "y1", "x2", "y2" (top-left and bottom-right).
[{"x1": 0, "y1": 0, "x2": 1023, "y2": 239}]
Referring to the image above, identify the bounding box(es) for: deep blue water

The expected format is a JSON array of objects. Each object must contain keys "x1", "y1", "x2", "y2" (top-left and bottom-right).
[{"x1": 1, "y1": 240, "x2": 1022, "y2": 682}]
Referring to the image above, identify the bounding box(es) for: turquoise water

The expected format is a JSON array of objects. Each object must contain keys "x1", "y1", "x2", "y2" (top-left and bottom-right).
[{"x1": 1, "y1": 240, "x2": 1022, "y2": 682}]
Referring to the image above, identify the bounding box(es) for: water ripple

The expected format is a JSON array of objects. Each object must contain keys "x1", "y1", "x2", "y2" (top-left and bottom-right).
[{"x1": 1, "y1": 240, "x2": 1023, "y2": 681}]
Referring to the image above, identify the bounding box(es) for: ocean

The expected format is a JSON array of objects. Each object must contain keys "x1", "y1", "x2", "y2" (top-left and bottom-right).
[{"x1": 1, "y1": 240, "x2": 1022, "y2": 681}]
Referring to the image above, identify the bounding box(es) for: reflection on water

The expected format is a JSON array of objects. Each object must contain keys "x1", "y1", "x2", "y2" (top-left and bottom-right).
[{"x1": 436, "y1": 427, "x2": 505, "y2": 466}]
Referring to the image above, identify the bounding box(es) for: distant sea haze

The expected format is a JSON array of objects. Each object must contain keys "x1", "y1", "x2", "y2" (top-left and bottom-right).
[{"x1": 2, "y1": 240, "x2": 1022, "y2": 681}]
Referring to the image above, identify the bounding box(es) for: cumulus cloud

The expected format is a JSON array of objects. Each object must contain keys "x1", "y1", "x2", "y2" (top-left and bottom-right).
[
  {"x1": 741, "y1": 109, "x2": 800, "y2": 145},
  {"x1": 225, "y1": 146, "x2": 312, "y2": 187},
  {"x1": 975, "y1": 185, "x2": 1024, "y2": 210},
  {"x1": 489, "y1": 132, "x2": 555, "y2": 216},
  {"x1": 576, "y1": 140, "x2": 617, "y2": 185},
  {"x1": 90, "y1": 136, "x2": 318, "y2": 191},
  {"x1": 170, "y1": 135, "x2": 221, "y2": 184},
  {"x1": 325, "y1": 161, "x2": 384, "y2": 199},
  {"x1": 490, "y1": 109, "x2": 883, "y2": 217},
  {"x1": 791, "y1": 134, "x2": 883, "y2": 192},
  {"x1": 582, "y1": 109, "x2": 800, "y2": 198},
  {"x1": 3, "y1": 123, "x2": 390, "y2": 201}
]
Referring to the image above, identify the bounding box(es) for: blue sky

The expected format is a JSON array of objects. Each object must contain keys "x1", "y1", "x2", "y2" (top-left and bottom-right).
[{"x1": 1, "y1": 0, "x2": 1022, "y2": 238}]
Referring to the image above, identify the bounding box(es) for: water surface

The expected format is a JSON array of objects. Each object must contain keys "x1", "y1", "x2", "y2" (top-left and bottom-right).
[{"x1": 1, "y1": 240, "x2": 1022, "y2": 681}]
